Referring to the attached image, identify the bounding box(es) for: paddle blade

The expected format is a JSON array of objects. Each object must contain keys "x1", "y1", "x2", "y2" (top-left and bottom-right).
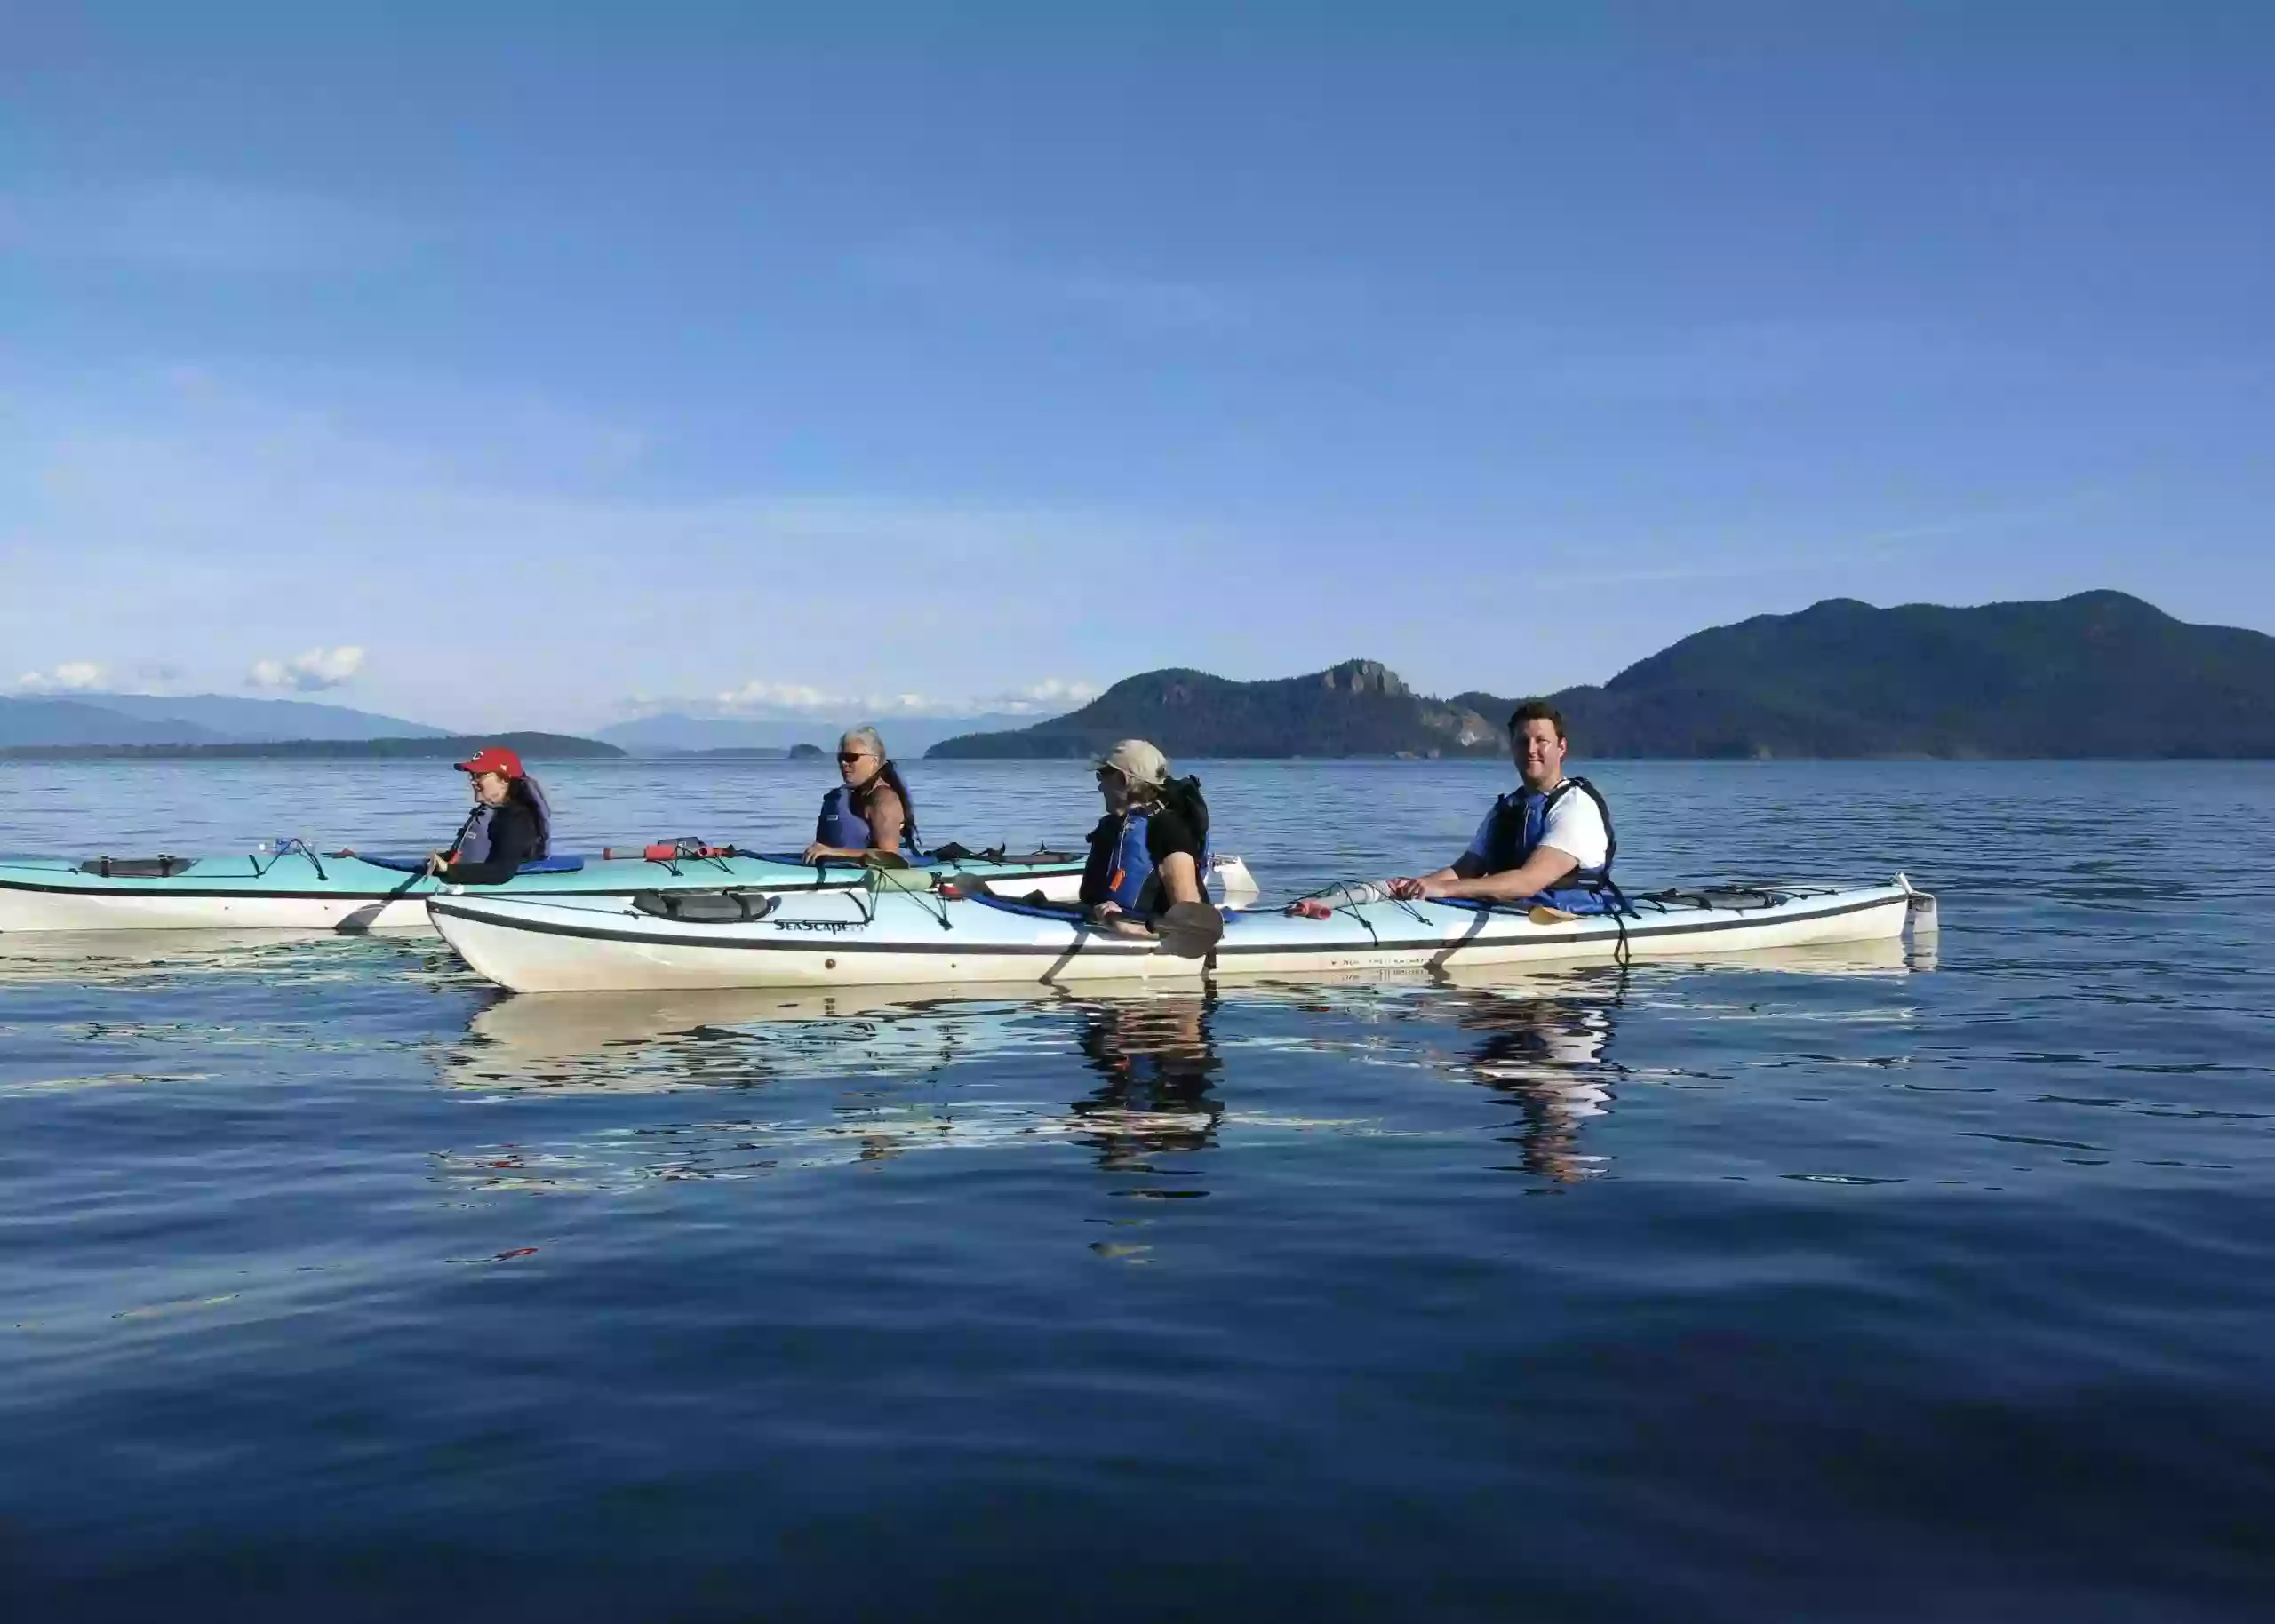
[
  {"x1": 1528, "y1": 905, "x2": 1581, "y2": 925},
  {"x1": 1155, "y1": 901, "x2": 1225, "y2": 959}
]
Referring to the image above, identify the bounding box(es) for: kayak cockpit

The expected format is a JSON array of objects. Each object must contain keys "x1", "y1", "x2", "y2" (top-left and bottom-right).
[{"x1": 75, "y1": 856, "x2": 199, "y2": 879}]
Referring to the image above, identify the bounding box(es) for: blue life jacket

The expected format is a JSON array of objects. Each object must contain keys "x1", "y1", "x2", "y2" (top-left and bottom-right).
[
  {"x1": 454, "y1": 777, "x2": 552, "y2": 864},
  {"x1": 1481, "y1": 776, "x2": 1620, "y2": 914},
  {"x1": 815, "y1": 783, "x2": 913, "y2": 853},
  {"x1": 815, "y1": 784, "x2": 871, "y2": 850},
  {"x1": 1082, "y1": 811, "x2": 1159, "y2": 912}
]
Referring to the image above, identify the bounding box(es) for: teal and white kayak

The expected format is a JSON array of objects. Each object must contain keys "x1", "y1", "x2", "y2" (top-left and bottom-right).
[
  {"x1": 0, "y1": 842, "x2": 1263, "y2": 935},
  {"x1": 429, "y1": 872, "x2": 1937, "y2": 995}
]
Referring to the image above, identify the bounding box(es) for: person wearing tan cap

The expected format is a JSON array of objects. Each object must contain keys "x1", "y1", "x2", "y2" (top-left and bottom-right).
[
  {"x1": 1078, "y1": 738, "x2": 1210, "y2": 935},
  {"x1": 423, "y1": 744, "x2": 555, "y2": 883}
]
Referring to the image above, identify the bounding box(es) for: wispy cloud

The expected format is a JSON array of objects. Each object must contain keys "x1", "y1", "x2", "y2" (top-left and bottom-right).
[
  {"x1": 856, "y1": 232, "x2": 1243, "y2": 334},
  {"x1": 132, "y1": 662, "x2": 191, "y2": 694},
  {"x1": 1445, "y1": 320, "x2": 2023, "y2": 405},
  {"x1": 619, "y1": 674, "x2": 1098, "y2": 722},
  {"x1": 714, "y1": 683, "x2": 935, "y2": 718},
  {"x1": 0, "y1": 179, "x2": 413, "y2": 274},
  {"x1": 247, "y1": 646, "x2": 364, "y2": 692},
  {"x1": 14, "y1": 661, "x2": 107, "y2": 694},
  {"x1": 0, "y1": 364, "x2": 1222, "y2": 727},
  {"x1": 983, "y1": 677, "x2": 1099, "y2": 715}
]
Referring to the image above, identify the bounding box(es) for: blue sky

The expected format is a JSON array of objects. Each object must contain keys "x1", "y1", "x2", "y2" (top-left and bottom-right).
[{"x1": 4, "y1": 1, "x2": 2270, "y2": 731}]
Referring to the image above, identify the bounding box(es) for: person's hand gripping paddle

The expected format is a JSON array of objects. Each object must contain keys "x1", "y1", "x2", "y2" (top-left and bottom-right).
[{"x1": 1153, "y1": 900, "x2": 1225, "y2": 959}]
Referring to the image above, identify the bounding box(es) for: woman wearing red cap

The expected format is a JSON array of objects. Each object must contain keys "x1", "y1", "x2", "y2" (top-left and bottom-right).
[{"x1": 425, "y1": 744, "x2": 554, "y2": 883}]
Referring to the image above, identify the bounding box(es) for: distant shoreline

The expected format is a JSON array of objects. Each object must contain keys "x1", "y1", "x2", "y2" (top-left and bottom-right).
[{"x1": 0, "y1": 732, "x2": 623, "y2": 762}]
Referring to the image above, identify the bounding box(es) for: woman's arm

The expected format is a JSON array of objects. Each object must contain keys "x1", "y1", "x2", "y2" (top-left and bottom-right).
[
  {"x1": 863, "y1": 786, "x2": 906, "y2": 855},
  {"x1": 802, "y1": 787, "x2": 906, "y2": 863}
]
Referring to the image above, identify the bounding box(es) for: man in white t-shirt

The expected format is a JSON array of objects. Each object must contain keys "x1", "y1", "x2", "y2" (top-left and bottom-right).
[{"x1": 1385, "y1": 700, "x2": 1613, "y2": 904}]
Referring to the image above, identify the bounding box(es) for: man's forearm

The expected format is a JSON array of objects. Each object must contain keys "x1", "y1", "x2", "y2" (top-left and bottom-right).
[{"x1": 1434, "y1": 849, "x2": 1575, "y2": 902}]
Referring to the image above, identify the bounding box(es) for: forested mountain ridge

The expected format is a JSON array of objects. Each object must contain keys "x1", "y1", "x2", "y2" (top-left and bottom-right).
[
  {"x1": 1460, "y1": 591, "x2": 2275, "y2": 758},
  {"x1": 932, "y1": 593, "x2": 2275, "y2": 760}
]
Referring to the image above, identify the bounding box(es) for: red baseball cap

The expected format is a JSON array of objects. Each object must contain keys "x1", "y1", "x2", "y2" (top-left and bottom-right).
[{"x1": 453, "y1": 744, "x2": 525, "y2": 777}]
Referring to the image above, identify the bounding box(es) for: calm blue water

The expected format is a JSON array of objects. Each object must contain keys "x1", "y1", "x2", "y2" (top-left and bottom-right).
[{"x1": 4, "y1": 760, "x2": 2273, "y2": 1621}]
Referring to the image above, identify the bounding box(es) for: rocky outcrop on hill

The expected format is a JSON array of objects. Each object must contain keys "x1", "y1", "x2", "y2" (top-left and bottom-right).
[{"x1": 928, "y1": 659, "x2": 1499, "y2": 760}]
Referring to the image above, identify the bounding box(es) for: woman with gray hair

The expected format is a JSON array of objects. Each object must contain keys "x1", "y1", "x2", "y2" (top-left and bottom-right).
[{"x1": 802, "y1": 726, "x2": 917, "y2": 863}]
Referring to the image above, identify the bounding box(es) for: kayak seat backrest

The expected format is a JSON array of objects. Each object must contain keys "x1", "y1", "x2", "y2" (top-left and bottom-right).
[
  {"x1": 1635, "y1": 887, "x2": 1784, "y2": 912},
  {"x1": 926, "y1": 843, "x2": 1081, "y2": 867},
  {"x1": 630, "y1": 889, "x2": 780, "y2": 923},
  {"x1": 359, "y1": 855, "x2": 587, "y2": 874},
  {"x1": 76, "y1": 856, "x2": 197, "y2": 879}
]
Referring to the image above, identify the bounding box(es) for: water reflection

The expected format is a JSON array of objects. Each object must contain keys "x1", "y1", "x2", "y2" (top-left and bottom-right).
[
  {"x1": 443, "y1": 982, "x2": 1018, "y2": 1093},
  {"x1": 0, "y1": 927, "x2": 396, "y2": 987},
  {"x1": 1422, "y1": 940, "x2": 1933, "y2": 1182},
  {"x1": 431, "y1": 983, "x2": 1237, "y2": 1197},
  {"x1": 1070, "y1": 993, "x2": 1223, "y2": 1171},
  {"x1": 430, "y1": 942, "x2": 1934, "y2": 1198},
  {"x1": 1442, "y1": 978, "x2": 1623, "y2": 1183}
]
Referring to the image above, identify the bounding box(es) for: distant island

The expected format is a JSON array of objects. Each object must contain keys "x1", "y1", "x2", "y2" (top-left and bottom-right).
[
  {"x1": 0, "y1": 732, "x2": 625, "y2": 762},
  {"x1": 930, "y1": 591, "x2": 2275, "y2": 760}
]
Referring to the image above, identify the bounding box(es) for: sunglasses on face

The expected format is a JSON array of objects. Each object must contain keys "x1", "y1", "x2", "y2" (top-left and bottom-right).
[{"x1": 838, "y1": 752, "x2": 873, "y2": 765}]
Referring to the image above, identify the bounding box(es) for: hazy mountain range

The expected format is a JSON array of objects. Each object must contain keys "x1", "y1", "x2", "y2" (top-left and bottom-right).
[
  {"x1": 0, "y1": 692, "x2": 445, "y2": 747},
  {"x1": 13, "y1": 592, "x2": 2273, "y2": 760}
]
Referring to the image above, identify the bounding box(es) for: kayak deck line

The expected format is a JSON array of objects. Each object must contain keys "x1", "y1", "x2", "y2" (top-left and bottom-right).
[
  {"x1": 428, "y1": 883, "x2": 1911, "y2": 958},
  {"x1": 429, "y1": 876, "x2": 1932, "y2": 995},
  {"x1": 0, "y1": 848, "x2": 1261, "y2": 936}
]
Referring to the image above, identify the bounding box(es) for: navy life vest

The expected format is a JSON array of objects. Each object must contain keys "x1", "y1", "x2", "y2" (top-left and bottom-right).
[
  {"x1": 814, "y1": 781, "x2": 914, "y2": 853},
  {"x1": 1081, "y1": 777, "x2": 1210, "y2": 914},
  {"x1": 1481, "y1": 776, "x2": 1620, "y2": 914},
  {"x1": 453, "y1": 777, "x2": 552, "y2": 864},
  {"x1": 1082, "y1": 810, "x2": 1157, "y2": 912}
]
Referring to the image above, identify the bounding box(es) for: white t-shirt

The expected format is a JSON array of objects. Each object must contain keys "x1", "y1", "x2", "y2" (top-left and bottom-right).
[{"x1": 1460, "y1": 778, "x2": 1610, "y2": 873}]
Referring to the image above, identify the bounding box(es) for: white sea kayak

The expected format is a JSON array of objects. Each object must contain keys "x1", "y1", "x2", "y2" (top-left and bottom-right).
[
  {"x1": 429, "y1": 872, "x2": 1937, "y2": 995},
  {"x1": 0, "y1": 843, "x2": 1262, "y2": 935}
]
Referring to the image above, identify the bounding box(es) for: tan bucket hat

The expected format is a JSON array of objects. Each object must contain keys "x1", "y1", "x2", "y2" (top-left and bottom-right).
[{"x1": 1094, "y1": 738, "x2": 1170, "y2": 785}]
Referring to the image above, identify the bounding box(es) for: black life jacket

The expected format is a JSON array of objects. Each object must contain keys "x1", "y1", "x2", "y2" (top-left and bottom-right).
[
  {"x1": 1080, "y1": 776, "x2": 1210, "y2": 913},
  {"x1": 1482, "y1": 776, "x2": 1616, "y2": 894},
  {"x1": 454, "y1": 780, "x2": 552, "y2": 864}
]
